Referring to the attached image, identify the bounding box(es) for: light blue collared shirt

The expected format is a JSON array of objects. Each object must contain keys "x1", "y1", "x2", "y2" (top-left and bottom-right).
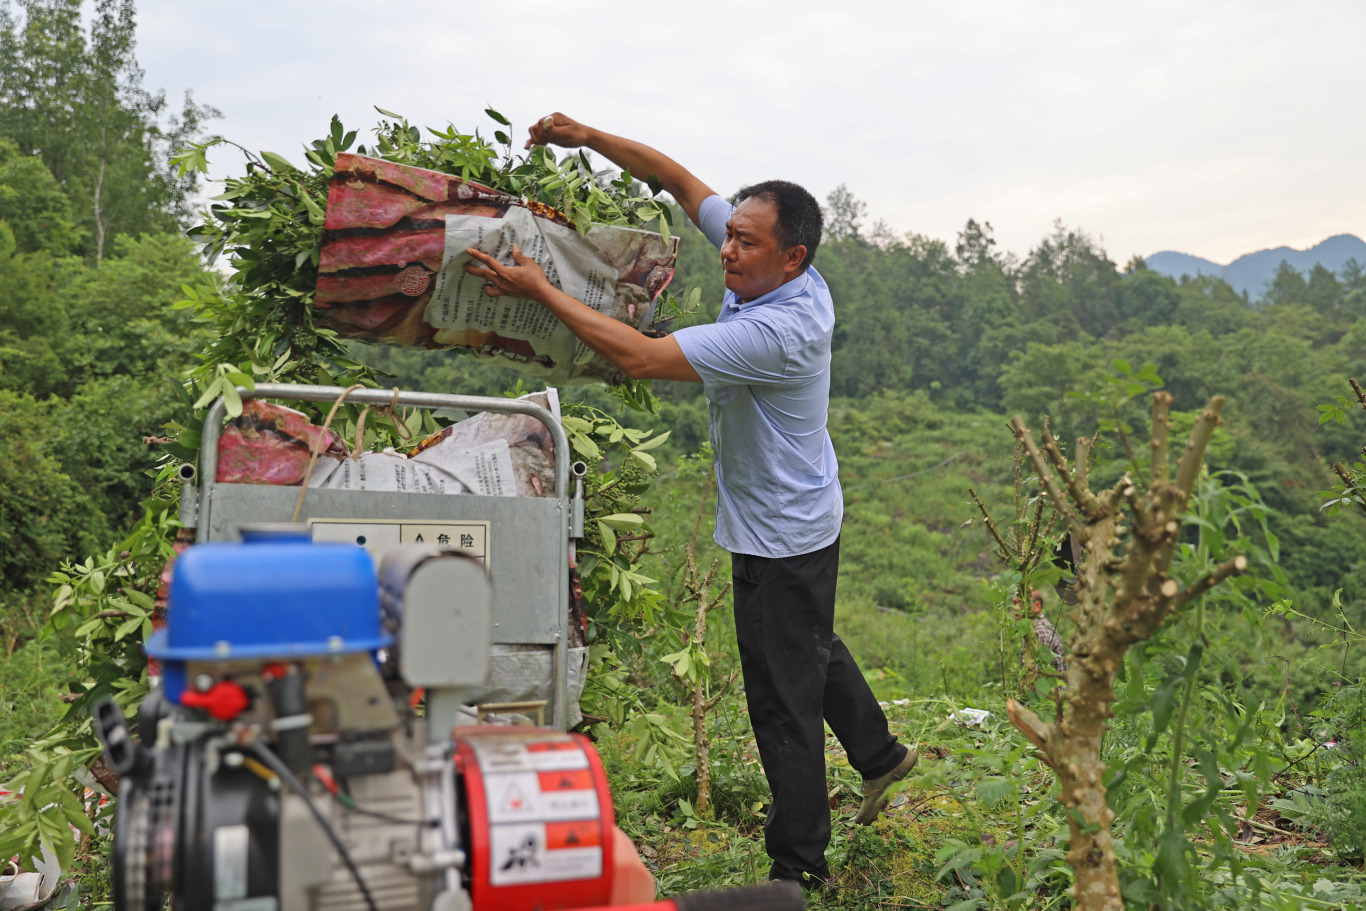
[{"x1": 672, "y1": 195, "x2": 843, "y2": 558}]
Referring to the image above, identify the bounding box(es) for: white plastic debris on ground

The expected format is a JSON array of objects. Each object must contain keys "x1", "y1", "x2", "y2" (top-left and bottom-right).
[{"x1": 949, "y1": 707, "x2": 993, "y2": 726}]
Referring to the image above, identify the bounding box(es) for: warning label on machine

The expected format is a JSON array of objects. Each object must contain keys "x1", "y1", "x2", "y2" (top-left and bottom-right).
[
  {"x1": 308, "y1": 519, "x2": 489, "y2": 565},
  {"x1": 485, "y1": 770, "x2": 600, "y2": 823},
  {"x1": 488, "y1": 820, "x2": 603, "y2": 885},
  {"x1": 470, "y1": 737, "x2": 588, "y2": 774},
  {"x1": 469, "y1": 736, "x2": 604, "y2": 885}
]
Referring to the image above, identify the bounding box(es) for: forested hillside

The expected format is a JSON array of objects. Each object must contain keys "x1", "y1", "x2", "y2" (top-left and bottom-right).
[
  {"x1": 0, "y1": 0, "x2": 213, "y2": 664},
  {"x1": 3, "y1": 1, "x2": 1366, "y2": 907}
]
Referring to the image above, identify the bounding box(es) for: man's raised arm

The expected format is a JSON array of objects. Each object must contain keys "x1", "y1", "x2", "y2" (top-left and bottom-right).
[{"x1": 525, "y1": 113, "x2": 717, "y2": 227}]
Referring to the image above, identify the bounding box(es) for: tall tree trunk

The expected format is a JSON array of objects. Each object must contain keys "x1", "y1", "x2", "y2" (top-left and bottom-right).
[{"x1": 93, "y1": 151, "x2": 106, "y2": 263}]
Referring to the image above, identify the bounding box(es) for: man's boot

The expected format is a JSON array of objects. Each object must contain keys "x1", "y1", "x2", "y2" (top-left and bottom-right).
[{"x1": 854, "y1": 748, "x2": 919, "y2": 825}]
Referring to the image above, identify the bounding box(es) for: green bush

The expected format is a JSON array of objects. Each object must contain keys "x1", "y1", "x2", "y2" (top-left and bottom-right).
[{"x1": 1321, "y1": 682, "x2": 1366, "y2": 857}]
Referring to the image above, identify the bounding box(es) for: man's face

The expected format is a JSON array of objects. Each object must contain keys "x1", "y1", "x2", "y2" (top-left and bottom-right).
[{"x1": 719, "y1": 197, "x2": 806, "y2": 302}]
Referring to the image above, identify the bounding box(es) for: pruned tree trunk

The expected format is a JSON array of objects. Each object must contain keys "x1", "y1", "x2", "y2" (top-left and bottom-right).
[
  {"x1": 1005, "y1": 393, "x2": 1246, "y2": 911},
  {"x1": 679, "y1": 547, "x2": 737, "y2": 821},
  {"x1": 971, "y1": 431, "x2": 1060, "y2": 694}
]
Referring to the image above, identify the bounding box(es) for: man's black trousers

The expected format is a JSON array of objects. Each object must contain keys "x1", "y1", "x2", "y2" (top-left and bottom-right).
[{"x1": 731, "y1": 536, "x2": 907, "y2": 882}]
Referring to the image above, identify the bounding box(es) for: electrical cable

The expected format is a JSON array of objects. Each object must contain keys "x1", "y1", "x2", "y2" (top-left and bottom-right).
[
  {"x1": 312, "y1": 762, "x2": 435, "y2": 827},
  {"x1": 337, "y1": 794, "x2": 438, "y2": 828},
  {"x1": 247, "y1": 741, "x2": 381, "y2": 911}
]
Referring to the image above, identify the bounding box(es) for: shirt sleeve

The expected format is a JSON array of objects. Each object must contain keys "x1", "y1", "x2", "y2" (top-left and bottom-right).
[
  {"x1": 674, "y1": 315, "x2": 790, "y2": 387},
  {"x1": 696, "y1": 195, "x2": 733, "y2": 251}
]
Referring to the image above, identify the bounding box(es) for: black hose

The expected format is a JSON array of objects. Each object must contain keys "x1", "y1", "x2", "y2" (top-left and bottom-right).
[
  {"x1": 265, "y1": 666, "x2": 314, "y2": 774},
  {"x1": 248, "y1": 741, "x2": 381, "y2": 911},
  {"x1": 674, "y1": 881, "x2": 805, "y2": 911}
]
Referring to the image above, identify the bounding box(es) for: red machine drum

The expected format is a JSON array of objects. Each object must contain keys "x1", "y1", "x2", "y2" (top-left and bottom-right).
[{"x1": 455, "y1": 728, "x2": 617, "y2": 911}]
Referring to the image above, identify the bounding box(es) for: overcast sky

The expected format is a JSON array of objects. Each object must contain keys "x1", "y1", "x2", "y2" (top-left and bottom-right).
[{"x1": 133, "y1": 0, "x2": 1366, "y2": 265}]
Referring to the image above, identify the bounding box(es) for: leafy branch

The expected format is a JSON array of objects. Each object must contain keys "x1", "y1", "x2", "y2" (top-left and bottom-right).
[{"x1": 173, "y1": 109, "x2": 688, "y2": 416}]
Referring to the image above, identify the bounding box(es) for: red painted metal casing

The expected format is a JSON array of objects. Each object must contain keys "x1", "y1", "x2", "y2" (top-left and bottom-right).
[{"x1": 456, "y1": 727, "x2": 616, "y2": 911}]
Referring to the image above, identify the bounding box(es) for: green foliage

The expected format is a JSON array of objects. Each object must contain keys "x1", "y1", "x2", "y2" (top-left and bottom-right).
[
  {"x1": 929, "y1": 742, "x2": 1071, "y2": 910},
  {"x1": 0, "y1": 137, "x2": 82, "y2": 253},
  {"x1": 1063, "y1": 357, "x2": 1164, "y2": 470},
  {"x1": 0, "y1": 635, "x2": 71, "y2": 775},
  {"x1": 0, "y1": 24, "x2": 218, "y2": 877},
  {"x1": 0, "y1": 228, "x2": 208, "y2": 595},
  {"x1": 1303, "y1": 381, "x2": 1366, "y2": 859},
  {"x1": 0, "y1": 471, "x2": 177, "y2": 871},
  {"x1": 0, "y1": 391, "x2": 102, "y2": 602},
  {"x1": 564, "y1": 407, "x2": 669, "y2": 631},
  {"x1": 0, "y1": 222, "x2": 209, "y2": 612},
  {"x1": 1018, "y1": 221, "x2": 1122, "y2": 339},
  {"x1": 1096, "y1": 474, "x2": 1289, "y2": 908},
  {"x1": 0, "y1": 0, "x2": 217, "y2": 259},
  {"x1": 614, "y1": 384, "x2": 1366, "y2": 905},
  {"x1": 1316, "y1": 682, "x2": 1366, "y2": 857}
]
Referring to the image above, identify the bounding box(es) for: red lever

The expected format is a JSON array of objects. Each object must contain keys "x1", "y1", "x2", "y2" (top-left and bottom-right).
[{"x1": 180, "y1": 680, "x2": 251, "y2": 721}]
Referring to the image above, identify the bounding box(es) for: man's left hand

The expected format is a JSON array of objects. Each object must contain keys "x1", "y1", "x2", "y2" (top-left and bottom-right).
[{"x1": 463, "y1": 245, "x2": 554, "y2": 302}]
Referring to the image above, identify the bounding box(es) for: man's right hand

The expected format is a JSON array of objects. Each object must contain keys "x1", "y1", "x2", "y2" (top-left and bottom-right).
[
  {"x1": 525, "y1": 113, "x2": 591, "y2": 150},
  {"x1": 522, "y1": 112, "x2": 717, "y2": 227}
]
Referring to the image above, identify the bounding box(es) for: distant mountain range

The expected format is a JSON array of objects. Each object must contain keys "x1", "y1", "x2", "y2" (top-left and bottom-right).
[{"x1": 1145, "y1": 234, "x2": 1366, "y2": 299}]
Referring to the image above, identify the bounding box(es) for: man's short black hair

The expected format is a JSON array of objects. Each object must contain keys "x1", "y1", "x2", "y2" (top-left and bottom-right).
[{"x1": 735, "y1": 180, "x2": 823, "y2": 271}]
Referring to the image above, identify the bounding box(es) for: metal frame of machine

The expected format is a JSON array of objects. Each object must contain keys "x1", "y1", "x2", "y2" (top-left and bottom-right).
[
  {"x1": 189, "y1": 384, "x2": 582, "y2": 731},
  {"x1": 93, "y1": 383, "x2": 805, "y2": 911}
]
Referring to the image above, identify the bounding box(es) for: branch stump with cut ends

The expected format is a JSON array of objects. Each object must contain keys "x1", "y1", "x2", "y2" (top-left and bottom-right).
[{"x1": 1003, "y1": 393, "x2": 1245, "y2": 911}]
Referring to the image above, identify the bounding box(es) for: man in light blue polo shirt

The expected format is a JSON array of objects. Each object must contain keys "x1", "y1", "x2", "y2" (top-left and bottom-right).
[{"x1": 465, "y1": 113, "x2": 917, "y2": 888}]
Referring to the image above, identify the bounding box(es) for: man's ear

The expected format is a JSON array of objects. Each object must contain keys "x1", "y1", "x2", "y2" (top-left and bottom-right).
[{"x1": 782, "y1": 244, "x2": 808, "y2": 276}]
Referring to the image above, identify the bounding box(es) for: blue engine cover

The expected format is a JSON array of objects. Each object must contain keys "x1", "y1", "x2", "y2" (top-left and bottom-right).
[{"x1": 146, "y1": 535, "x2": 392, "y2": 676}]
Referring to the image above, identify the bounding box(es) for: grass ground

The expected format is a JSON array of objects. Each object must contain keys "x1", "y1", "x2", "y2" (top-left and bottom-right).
[
  {"x1": 611, "y1": 394, "x2": 1366, "y2": 908},
  {"x1": 595, "y1": 685, "x2": 1366, "y2": 909},
  {"x1": 0, "y1": 635, "x2": 70, "y2": 779}
]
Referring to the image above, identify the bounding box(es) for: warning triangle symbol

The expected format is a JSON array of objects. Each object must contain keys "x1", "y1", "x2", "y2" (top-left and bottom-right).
[
  {"x1": 415, "y1": 533, "x2": 425, "y2": 542},
  {"x1": 566, "y1": 829, "x2": 580, "y2": 845},
  {"x1": 559, "y1": 776, "x2": 574, "y2": 789}
]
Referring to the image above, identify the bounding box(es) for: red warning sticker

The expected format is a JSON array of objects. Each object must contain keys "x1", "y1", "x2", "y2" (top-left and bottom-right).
[
  {"x1": 525, "y1": 740, "x2": 590, "y2": 771},
  {"x1": 544, "y1": 820, "x2": 602, "y2": 851},
  {"x1": 538, "y1": 768, "x2": 593, "y2": 792}
]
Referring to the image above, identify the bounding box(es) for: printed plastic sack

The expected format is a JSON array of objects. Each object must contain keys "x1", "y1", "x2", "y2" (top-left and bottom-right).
[{"x1": 315, "y1": 154, "x2": 677, "y2": 385}]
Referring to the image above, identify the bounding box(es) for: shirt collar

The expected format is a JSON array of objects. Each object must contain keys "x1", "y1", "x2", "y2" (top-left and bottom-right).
[{"x1": 725, "y1": 270, "x2": 812, "y2": 311}]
